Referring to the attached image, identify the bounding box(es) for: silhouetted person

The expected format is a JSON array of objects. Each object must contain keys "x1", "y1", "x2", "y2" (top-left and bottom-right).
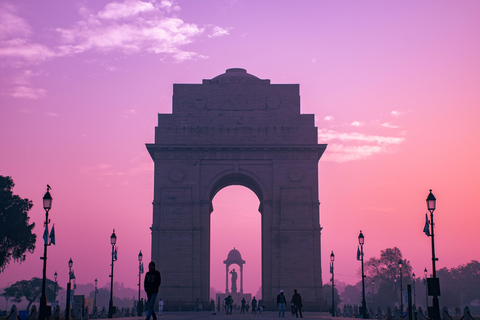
[
  {"x1": 277, "y1": 290, "x2": 286, "y2": 318},
  {"x1": 241, "y1": 298, "x2": 246, "y2": 313},
  {"x1": 224, "y1": 295, "x2": 233, "y2": 314},
  {"x1": 292, "y1": 289, "x2": 303, "y2": 318},
  {"x1": 252, "y1": 297, "x2": 257, "y2": 314},
  {"x1": 144, "y1": 261, "x2": 161, "y2": 320}
]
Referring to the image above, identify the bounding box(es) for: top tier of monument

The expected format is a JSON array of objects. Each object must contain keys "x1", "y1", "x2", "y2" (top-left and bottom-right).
[{"x1": 154, "y1": 68, "x2": 318, "y2": 145}]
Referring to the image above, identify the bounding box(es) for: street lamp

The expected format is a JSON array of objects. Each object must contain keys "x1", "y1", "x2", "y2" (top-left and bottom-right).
[
  {"x1": 53, "y1": 272, "x2": 58, "y2": 302},
  {"x1": 372, "y1": 279, "x2": 375, "y2": 310},
  {"x1": 39, "y1": 186, "x2": 53, "y2": 320},
  {"x1": 358, "y1": 230, "x2": 368, "y2": 318},
  {"x1": 424, "y1": 268, "x2": 428, "y2": 311},
  {"x1": 426, "y1": 190, "x2": 440, "y2": 320},
  {"x1": 412, "y1": 273, "x2": 416, "y2": 310},
  {"x1": 66, "y1": 258, "x2": 73, "y2": 320},
  {"x1": 399, "y1": 260, "x2": 403, "y2": 315},
  {"x1": 330, "y1": 251, "x2": 335, "y2": 317},
  {"x1": 108, "y1": 229, "x2": 117, "y2": 318},
  {"x1": 94, "y1": 278, "x2": 98, "y2": 309},
  {"x1": 138, "y1": 250, "x2": 143, "y2": 316}
]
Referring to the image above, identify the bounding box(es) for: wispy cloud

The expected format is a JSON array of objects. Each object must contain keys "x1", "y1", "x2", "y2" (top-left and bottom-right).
[
  {"x1": 11, "y1": 86, "x2": 47, "y2": 99},
  {"x1": 324, "y1": 115, "x2": 334, "y2": 121},
  {"x1": 121, "y1": 109, "x2": 137, "y2": 118},
  {"x1": 391, "y1": 110, "x2": 404, "y2": 117},
  {"x1": 208, "y1": 26, "x2": 231, "y2": 38},
  {"x1": 382, "y1": 122, "x2": 400, "y2": 129},
  {"x1": 351, "y1": 121, "x2": 363, "y2": 127},
  {"x1": 0, "y1": 3, "x2": 31, "y2": 39},
  {"x1": 0, "y1": 39, "x2": 57, "y2": 65},
  {"x1": 0, "y1": 0, "x2": 228, "y2": 65},
  {"x1": 318, "y1": 129, "x2": 405, "y2": 162},
  {"x1": 98, "y1": 0, "x2": 155, "y2": 19}
]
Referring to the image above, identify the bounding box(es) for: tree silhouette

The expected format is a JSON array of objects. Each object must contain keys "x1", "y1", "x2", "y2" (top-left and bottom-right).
[
  {"x1": 0, "y1": 175, "x2": 36, "y2": 272},
  {"x1": 2, "y1": 277, "x2": 62, "y2": 310},
  {"x1": 363, "y1": 247, "x2": 413, "y2": 309}
]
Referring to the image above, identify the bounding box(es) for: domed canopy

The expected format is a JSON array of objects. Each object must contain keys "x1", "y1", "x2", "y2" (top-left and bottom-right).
[
  {"x1": 212, "y1": 68, "x2": 260, "y2": 80},
  {"x1": 223, "y1": 247, "x2": 245, "y2": 265}
]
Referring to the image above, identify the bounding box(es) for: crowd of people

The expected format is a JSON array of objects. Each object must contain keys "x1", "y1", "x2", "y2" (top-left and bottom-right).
[{"x1": 138, "y1": 261, "x2": 304, "y2": 319}]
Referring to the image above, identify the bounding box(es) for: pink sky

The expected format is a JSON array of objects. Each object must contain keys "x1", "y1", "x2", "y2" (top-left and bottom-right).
[{"x1": 1, "y1": 0, "x2": 480, "y2": 299}]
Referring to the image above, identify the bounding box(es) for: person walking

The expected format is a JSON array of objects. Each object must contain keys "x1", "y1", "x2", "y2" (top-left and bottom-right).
[
  {"x1": 241, "y1": 298, "x2": 246, "y2": 314},
  {"x1": 292, "y1": 289, "x2": 303, "y2": 318},
  {"x1": 277, "y1": 290, "x2": 286, "y2": 318},
  {"x1": 252, "y1": 297, "x2": 257, "y2": 314},
  {"x1": 144, "y1": 261, "x2": 161, "y2": 320}
]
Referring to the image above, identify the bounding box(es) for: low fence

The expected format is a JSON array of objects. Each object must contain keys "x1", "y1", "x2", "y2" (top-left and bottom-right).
[
  {"x1": 2, "y1": 305, "x2": 139, "y2": 320},
  {"x1": 335, "y1": 305, "x2": 476, "y2": 320}
]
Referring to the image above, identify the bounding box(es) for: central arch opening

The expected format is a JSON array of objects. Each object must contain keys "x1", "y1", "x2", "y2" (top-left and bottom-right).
[{"x1": 210, "y1": 185, "x2": 262, "y2": 301}]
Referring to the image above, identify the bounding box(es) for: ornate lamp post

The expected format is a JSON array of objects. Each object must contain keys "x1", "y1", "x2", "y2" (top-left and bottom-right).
[
  {"x1": 94, "y1": 278, "x2": 98, "y2": 309},
  {"x1": 138, "y1": 250, "x2": 143, "y2": 316},
  {"x1": 330, "y1": 251, "x2": 335, "y2": 317},
  {"x1": 426, "y1": 190, "x2": 440, "y2": 320},
  {"x1": 399, "y1": 260, "x2": 404, "y2": 315},
  {"x1": 424, "y1": 268, "x2": 428, "y2": 311},
  {"x1": 53, "y1": 271, "x2": 58, "y2": 302},
  {"x1": 108, "y1": 229, "x2": 117, "y2": 318},
  {"x1": 39, "y1": 186, "x2": 53, "y2": 320},
  {"x1": 372, "y1": 279, "x2": 375, "y2": 309},
  {"x1": 358, "y1": 231, "x2": 368, "y2": 318},
  {"x1": 412, "y1": 273, "x2": 416, "y2": 310},
  {"x1": 66, "y1": 258, "x2": 73, "y2": 320}
]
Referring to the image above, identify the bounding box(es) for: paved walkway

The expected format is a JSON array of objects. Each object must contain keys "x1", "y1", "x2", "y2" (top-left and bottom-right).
[{"x1": 121, "y1": 312, "x2": 350, "y2": 320}]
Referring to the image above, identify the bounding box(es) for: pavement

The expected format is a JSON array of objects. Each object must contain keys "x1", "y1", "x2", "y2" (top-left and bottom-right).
[{"x1": 119, "y1": 312, "x2": 350, "y2": 320}]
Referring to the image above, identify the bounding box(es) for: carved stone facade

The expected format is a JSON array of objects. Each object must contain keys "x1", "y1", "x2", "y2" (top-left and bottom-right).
[{"x1": 146, "y1": 68, "x2": 327, "y2": 310}]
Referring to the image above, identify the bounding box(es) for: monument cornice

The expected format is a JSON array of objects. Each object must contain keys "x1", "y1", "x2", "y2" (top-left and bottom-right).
[{"x1": 146, "y1": 144, "x2": 327, "y2": 161}]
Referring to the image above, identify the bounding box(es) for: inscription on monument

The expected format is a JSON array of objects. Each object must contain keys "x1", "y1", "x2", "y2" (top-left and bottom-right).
[{"x1": 182, "y1": 95, "x2": 283, "y2": 110}]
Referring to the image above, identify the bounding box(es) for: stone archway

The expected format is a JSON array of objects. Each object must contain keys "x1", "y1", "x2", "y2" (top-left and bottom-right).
[{"x1": 146, "y1": 68, "x2": 327, "y2": 310}]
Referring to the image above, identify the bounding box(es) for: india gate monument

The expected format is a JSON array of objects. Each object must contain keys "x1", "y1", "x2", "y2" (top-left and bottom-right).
[{"x1": 146, "y1": 68, "x2": 327, "y2": 310}]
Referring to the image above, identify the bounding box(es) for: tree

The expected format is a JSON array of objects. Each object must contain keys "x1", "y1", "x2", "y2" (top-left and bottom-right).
[
  {"x1": 363, "y1": 247, "x2": 413, "y2": 309},
  {"x1": 0, "y1": 175, "x2": 36, "y2": 272},
  {"x1": 437, "y1": 260, "x2": 480, "y2": 309},
  {"x1": 1, "y1": 277, "x2": 61, "y2": 310},
  {"x1": 323, "y1": 283, "x2": 342, "y2": 311},
  {"x1": 341, "y1": 283, "x2": 362, "y2": 306}
]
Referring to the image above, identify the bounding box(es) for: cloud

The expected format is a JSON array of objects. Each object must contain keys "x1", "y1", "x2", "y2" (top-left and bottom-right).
[
  {"x1": 0, "y1": 4, "x2": 32, "y2": 39},
  {"x1": 318, "y1": 129, "x2": 405, "y2": 162},
  {"x1": 324, "y1": 115, "x2": 334, "y2": 121},
  {"x1": 98, "y1": 0, "x2": 155, "y2": 20},
  {"x1": 208, "y1": 26, "x2": 230, "y2": 38},
  {"x1": 0, "y1": 0, "x2": 228, "y2": 65},
  {"x1": 351, "y1": 121, "x2": 363, "y2": 127},
  {"x1": 121, "y1": 109, "x2": 137, "y2": 118},
  {"x1": 391, "y1": 110, "x2": 404, "y2": 117},
  {"x1": 12, "y1": 69, "x2": 44, "y2": 85},
  {"x1": 382, "y1": 122, "x2": 400, "y2": 129},
  {"x1": 11, "y1": 86, "x2": 47, "y2": 99},
  {"x1": 0, "y1": 39, "x2": 57, "y2": 65},
  {"x1": 56, "y1": 11, "x2": 206, "y2": 60}
]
